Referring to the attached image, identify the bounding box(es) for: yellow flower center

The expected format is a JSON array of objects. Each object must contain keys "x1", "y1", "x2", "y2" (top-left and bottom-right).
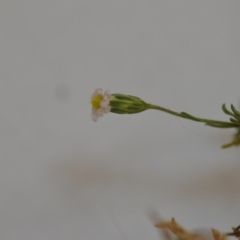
[{"x1": 91, "y1": 95, "x2": 103, "y2": 109}]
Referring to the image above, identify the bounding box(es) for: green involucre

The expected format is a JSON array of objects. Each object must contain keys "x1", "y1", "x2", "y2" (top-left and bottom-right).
[{"x1": 110, "y1": 94, "x2": 148, "y2": 114}]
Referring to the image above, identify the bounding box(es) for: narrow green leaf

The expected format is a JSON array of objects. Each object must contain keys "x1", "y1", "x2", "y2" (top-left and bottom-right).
[
  {"x1": 205, "y1": 123, "x2": 240, "y2": 128},
  {"x1": 231, "y1": 104, "x2": 240, "y2": 117},
  {"x1": 222, "y1": 104, "x2": 235, "y2": 116},
  {"x1": 230, "y1": 118, "x2": 238, "y2": 123}
]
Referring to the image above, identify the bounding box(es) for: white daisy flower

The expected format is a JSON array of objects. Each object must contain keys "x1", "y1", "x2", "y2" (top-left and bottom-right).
[{"x1": 91, "y1": 88, "x2": 111, "y2": 121}]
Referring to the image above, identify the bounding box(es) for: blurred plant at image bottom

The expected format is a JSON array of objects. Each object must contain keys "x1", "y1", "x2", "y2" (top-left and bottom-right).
[
  {"x1": 90, "y1": 88, "x2": 240, "y2": 148},
  {"x1": 155, "y1": 218, "x2": 240, "y2": 240}
]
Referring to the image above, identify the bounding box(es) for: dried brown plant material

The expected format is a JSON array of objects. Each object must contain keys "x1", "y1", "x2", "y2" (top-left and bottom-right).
[
  {"x1": 148, "y1": 211, "x2": 173, "y2": 240},
  {"x1": 226, "y1": 225, "x2": 240, "y2": 239},
  {"x1": 155, "y1": 218, "x2": 207, "y2": 240},
  {"x1": 212, "y1": 229, "x2": 226, "y2": 240}
]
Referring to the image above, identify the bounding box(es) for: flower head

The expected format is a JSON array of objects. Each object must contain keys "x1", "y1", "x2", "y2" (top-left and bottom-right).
[
  {"x1": 91, "y1": 88, "x2": 111, "y2": 121},
  {"x1": 90, "y1": 88, "x2": 149, "y2": 121}
]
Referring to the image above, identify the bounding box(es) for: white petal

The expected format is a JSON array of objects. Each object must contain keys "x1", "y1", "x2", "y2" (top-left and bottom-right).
[
  {"x1": 101, "y1": 100, "x2": 109, "y2": 108},
  {"x1": 92, "y1": 109, "x2": 101, "y2": 119},
  {"x1": 91, "y1": 88, "x2": 103, "y2": 98},
  {"x1": 104, "y1": 106, "x2": 111, "y2": 113},
  {"x1": 104, "y1": 90, "x2": 111, "y2": 97},
  {"x1": 97, "y1": 109, "x2": 104, "y2": 117},
  {"x1": 91, "y1": 111, "x2": 99, "y2": 122}
]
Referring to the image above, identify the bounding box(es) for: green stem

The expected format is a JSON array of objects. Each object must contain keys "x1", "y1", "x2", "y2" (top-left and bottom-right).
[
  {"x1": 148, "y1": 104, "x2": 184, "y2": 118},
  {"x1": 147, "y1": 103, "x2": 240, "y2": 127}
]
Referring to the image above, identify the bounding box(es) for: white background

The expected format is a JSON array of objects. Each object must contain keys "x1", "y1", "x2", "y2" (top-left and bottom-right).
[{"x1": 1, "y1": 1, "x2": 240, "y2": 239}]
